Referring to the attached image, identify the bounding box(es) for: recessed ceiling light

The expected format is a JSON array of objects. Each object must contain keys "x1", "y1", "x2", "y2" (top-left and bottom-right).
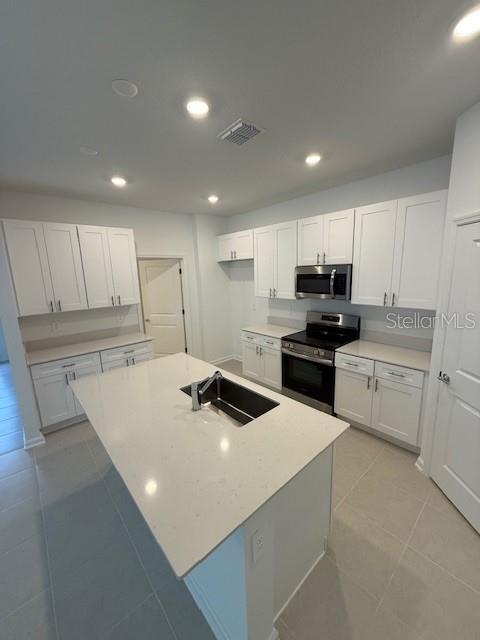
[
  {"x1": 305, "y1": 153, "x2": 322, "y2": 167},
  {"x1": 111, "y1": 79, "x2": 139, "y2": 98},
  {"x1": 453, "y1": 6, "x2": 480, "y2": 41},
  {"x1": 186, "y1": 98, "x2": 210, "y2": 119},
  {"x1": 79, "y1": 146, "x2": 99, "y2": 156},
  {"x1": 208, "y1": 194, "x2": 219, "y2": 204},
  {"x1": 111, "y1": 175, "x2": 127, "y2": 188}
]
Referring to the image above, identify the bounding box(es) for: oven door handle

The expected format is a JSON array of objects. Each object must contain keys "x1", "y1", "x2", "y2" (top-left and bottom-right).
[
  {"x1": 329, "y1": 268, "x2": 337, "y2": 298},
  {"x1": 282, "y1": 349, "x2": 333, "y2": 367}
]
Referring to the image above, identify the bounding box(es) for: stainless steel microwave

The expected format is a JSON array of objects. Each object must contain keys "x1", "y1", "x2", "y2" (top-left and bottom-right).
[{"x1": 295, "y1": 264, "x2": 352, "y2": 300}]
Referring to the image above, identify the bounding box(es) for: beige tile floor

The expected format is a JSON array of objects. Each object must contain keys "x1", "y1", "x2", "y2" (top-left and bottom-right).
[{"x1": 220, "y1": 359, "x2": 480, "y2": 640}]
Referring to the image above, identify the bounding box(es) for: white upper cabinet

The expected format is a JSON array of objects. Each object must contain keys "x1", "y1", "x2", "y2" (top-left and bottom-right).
[
  {"x1": 297, "y1": 215, "x2": 324, "y2": 265},
  {"x1": 391, "y1": 190, "x2": 447, "y2": 310},
  {"x1": 78, "y1": 225, "x2": 115, "y2": 309},
  {"x1": 43, "y1": 222, "x2": 87, "y2": 312},
  {"x1": 254, "y1": 221, "x2": 297, "y2": 299},
  {"x1": 297, "y1": 209, "x2": 354, "y2": 266},
  {"x1": 351, "y1": 200, "x2": 398, "y2": 306},
  {"x1": 323, "y1": 209, "x2": 355, "y2": 263},
  {"x1": 107, "y1": 227, "x2": 140, "y2": 306},
  {"x1": 2, "y1": 219, "x2": 54, "y2": 316},
  {"x1": 217, "y1": 230, "x2": 253, "y2": 261}
]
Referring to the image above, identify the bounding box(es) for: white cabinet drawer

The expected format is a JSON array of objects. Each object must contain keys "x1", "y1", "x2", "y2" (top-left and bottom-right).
[
  {"x1": 374, "y1": 361, "x2": 424, "y2": 388},
  {"x1": 335, "y1": 353, "x2": 374, "y2": 376},
  {"x1": 259, "y1": 335, "x2": 281, "y2": 351},
  {"x1": 100, "y1": 341, "x2": 153, "y2": 364},
  {"x1": 31, "y1": 352, "x2": 101, "y2": 380},
  {"x1": 241, "y1": 331, "x2": 260, "y2": 345}
]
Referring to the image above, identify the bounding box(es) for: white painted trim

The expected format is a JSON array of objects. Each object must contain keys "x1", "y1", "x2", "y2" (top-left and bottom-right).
[
  {"x1": 185, "y1": 574, "x2": 231, "y2": 640},
  {"x1": 452, "y1": 209, "x2": 480, "y2": 225},
  {"x1": 210, "y1": 354, "x2": 241, "y2": 365},
  {"x1": 274, "y1": 550, "x2": 326, "y2": 622},
  {"x1": 415, "y1": 456, "x2": 424, "y2": 473},
  {"x1": 24, "y1": 433, "x2": 46, "y2": 449}
]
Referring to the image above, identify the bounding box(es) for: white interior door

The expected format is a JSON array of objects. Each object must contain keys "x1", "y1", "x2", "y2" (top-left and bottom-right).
[
  {"x1": 351, "y1": 201, "x2": 397, "y2": 306},
  {"x1": 108, "y1": 227, "x2": 140, "y2": 305},
  {"x1": 139, "y1": 259, "x2": 186, "y2": 357},
  {"x1": 323, "y1": 209, "x2": 355, "y2": 264},
  {"x1": 78, "y1": 225, "x2": 115, "y2": 308},
  {"x1": 254, "y1": 227, "x2": 275, "y2": 297},
  {"x1": 43, "y1": 222, "x2": 87, "y2": 312},
  {"x1": 391, "y1": 191, "x2": 447, "y2": 310},
  {"x1": 2, "y1": 219, "x2": 54, "y2": 316},
  {"x1": 431, "y1": 221, "x2": 480, "y2": 532}
]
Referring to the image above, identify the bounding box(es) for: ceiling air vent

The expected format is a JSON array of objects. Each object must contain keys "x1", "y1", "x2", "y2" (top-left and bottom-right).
[{"x1": 217, "y1": 119, "x2": 264, "y2": 145}]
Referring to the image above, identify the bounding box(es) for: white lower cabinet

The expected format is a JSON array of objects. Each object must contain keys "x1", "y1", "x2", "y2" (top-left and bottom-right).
[
  {"x1": 31, "y1": 341, "x2": 153, "y2": 428},
  {"x1": 334, "y1": 356, "x2": 424, "y2": 446},
  {"x1": 241, "y1": 332, "x2": 282, "y2": 389}
]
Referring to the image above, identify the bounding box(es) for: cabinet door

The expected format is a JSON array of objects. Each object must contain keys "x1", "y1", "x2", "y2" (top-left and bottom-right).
[
  {"x1": 34, "y1": 373, "x2": 77, "y2": 427},
  {"x1": 72, "y1": 362, "x2": 103, "y2": 415},
  {"x1": 107, "y1": 228, "x2": 140, "y2": 305},
  {"x1": 217, "y1": 234, "x2": 234, "y2": 262},
  {"x1": 334, "y1": 368, "x2": 373, "y2": 426},
  {"x1": 261, "y1": 345, "x2": 281, "y2": 389},
  {"x1": 43, "y1": 223, "x2": 87, "y2": 312},
  {"x1": 391, "y1": 190, "x2": 447, "y2": 310},
  {"x1": 233, "y1": 230, "x2": 253, "y2": 260},
  {"x1": 2, "y1": 219, "x2": 54, "y2": 316},
  {"x1": 254, "y1": 227, "x2": 275, "y2": 297},
  {"x1": 297, "y1": 216, "x2": 324, "y2": 266},
  {"x1": 371, "y1": 378, "x2": 422, "y2": 445},
  {"x1": 102, "y1": 359, "x2": 128, "y2": 372},
  {"x1": 351, "y1": 201, "x2": 397, "y2": 306},
  {"x1": 242, "y1": 342, "x2": 262, "y2": 380},
  {"x1": 78, "y1": 225, "x2": 115, "y2": 308},
  {"x1": 274, "y1": 221, "x2": 297, "y2": 299},
  {"x1": 323, "y1": 209, "x2": 355, "y2": 264}
]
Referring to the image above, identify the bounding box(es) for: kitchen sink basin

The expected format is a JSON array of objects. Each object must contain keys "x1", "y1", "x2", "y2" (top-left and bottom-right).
[{"x1": 180, "y1": 376, "x2": 279, "y2": 426}]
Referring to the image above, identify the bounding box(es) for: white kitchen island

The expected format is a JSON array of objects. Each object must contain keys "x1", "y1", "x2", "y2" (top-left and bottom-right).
[{"x1": 71, "y1": 353, "x2": 349, "y2": 640}]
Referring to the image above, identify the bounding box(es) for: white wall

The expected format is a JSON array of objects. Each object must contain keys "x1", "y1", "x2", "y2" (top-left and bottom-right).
[
  {"x1": 223, "y1": 156, "x2": 451, "y2": 355},
  {"x1": 0, "y1": 322, "x2": 8, "y2": 362},
  {"x1": 0, "y1": 190, "x2": 206, "y2": 358}
]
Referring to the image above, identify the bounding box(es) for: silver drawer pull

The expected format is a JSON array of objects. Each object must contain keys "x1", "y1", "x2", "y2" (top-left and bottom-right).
[
  {"x1": 388, "y1": 371, "x2": 405, "y2": 378},
  {"x1": 344, "y1": 361, "x2": 359, "y2": 367},
  {"x1": 61, "y1": 363, "x2": 76, "y2": 368},
  {"x1": 265, "y1": 340, "x2": 274, "y2": 345},
  {"x1": 246, "y1": 336, "x2": 254, "y2": 340}
]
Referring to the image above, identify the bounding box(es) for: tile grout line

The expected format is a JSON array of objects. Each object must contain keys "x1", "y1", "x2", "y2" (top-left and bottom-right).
[
  {"x1": 33, "y1": 462, "x2": 61, "y2": 640},
  {"x1": 100, "y1": 592, "x2": 155, "y2": 639},
  {"x1": 82, "y1": 430, "x2": 180, "y2": 640},
  {"x1": 334, "y1": 442, "x2": 386, "y2": 512}
]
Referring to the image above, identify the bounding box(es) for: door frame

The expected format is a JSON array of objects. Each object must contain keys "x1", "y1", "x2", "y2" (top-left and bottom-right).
[
  {"x1": 418, "y1": 209, "x2": 480, "y2": 476},
  {"x1": 136, "y1": 254, "x2": 193, "y2": 356}
]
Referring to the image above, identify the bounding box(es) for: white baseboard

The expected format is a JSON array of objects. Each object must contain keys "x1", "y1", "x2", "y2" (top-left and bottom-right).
[
  {"x1": 24, "y1": 433, "x2": 46, "y2": 449},
  {"x1": 415, "y1": 455, "x2": 425, "y2": 474},
  {"x1": 210, "y1": 354, "x2": 242, "y2": 365},
  {"x1": 274, "y1": 550, "x2": 325, "y2": 622}
]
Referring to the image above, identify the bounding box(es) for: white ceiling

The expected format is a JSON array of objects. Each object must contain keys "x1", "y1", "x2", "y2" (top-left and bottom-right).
[{"x1": 1, "y1": 0, "x2": 479, "y2": 216}]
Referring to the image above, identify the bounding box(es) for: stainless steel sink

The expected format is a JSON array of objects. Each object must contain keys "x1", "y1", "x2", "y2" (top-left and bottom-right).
[{"x1": 180, "y1": 376, "x2": 279, "y2": 426}]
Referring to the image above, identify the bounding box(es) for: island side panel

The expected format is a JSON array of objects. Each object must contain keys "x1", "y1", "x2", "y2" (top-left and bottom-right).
[{"x1": 271, "y1": 445, "x2": 333, "y2": 618}]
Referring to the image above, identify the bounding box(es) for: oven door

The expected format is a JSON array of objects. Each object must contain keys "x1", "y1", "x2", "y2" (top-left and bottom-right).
[
  {"x1": 282, "y1": 352, "x2": 335, "y2": 412},
  {"x1": 295, "y1": 264, "x2": 351, "y2": 300}
]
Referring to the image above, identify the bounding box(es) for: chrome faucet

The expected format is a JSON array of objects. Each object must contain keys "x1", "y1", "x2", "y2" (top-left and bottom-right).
[{"x1": 191, "y1": 370, "x2": 223, "y2": 411}]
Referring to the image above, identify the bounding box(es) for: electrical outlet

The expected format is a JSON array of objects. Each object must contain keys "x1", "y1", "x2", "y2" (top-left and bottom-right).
[{"x1": 252, "y1": 528, "x2": 265, "y2": 564}]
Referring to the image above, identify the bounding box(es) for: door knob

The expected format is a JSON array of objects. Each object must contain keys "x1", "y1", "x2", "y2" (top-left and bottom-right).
[{"x1": 437, "y1": 371, "x2": 451, "y2": 384}]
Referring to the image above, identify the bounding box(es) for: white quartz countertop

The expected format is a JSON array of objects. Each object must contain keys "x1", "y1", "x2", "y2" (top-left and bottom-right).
[
  {"x1": 242, "y1": 323, "x2": 296, "y2": 339},
  {"x1": 71, "y1": 353, "x2": 348, "y2": 578},
  {"x1": 336, "y1": 340, "x2": 432, "y2": 372},
  {"x1": 26, "y1": 332, "x2": 152, "y2": 366}
]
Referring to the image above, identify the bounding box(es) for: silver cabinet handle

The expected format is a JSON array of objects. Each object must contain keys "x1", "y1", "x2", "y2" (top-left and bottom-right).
[
  {"x1": 117, "y1": 295, "x2": 121, "y2": 305},
  {"x1": 111, "y1": 295, "x2": 115, "y2": 306},
  {"x1": 367, "y1": 376, "x2": 371, "y2": 390},
  {"x1": 269, "y1": 288, "x2": 272, "y2": 297},
  {"x1": 49, "y1": 301, "x2": 54, "y2": 312},
  {"x1": 316, "y1": 252, "x2": 320, "y2": 265},
  {"x1": 344, "y1": 361, "x2": 359, "y2": 367},
  {"x1": 230, "y1": 250, "x2": 233, "y2": 259},
  {"x1": 388, "y1": 371, "x2": 405, "y2": 378},
  {"x1": 61, "y1": 363, "x2": 76, "y2": 368},
  {"x1": 259, "y1": 346, "x2": 262, "y2": 356},
  {"x1": 323, "y1": 251, "x2": 326, "y2": 264},
  {"x1": 273, "y1": 288, "x2": 276, "y2": 297},
  {"x1": 392, "y1": 292, "x2": 396, "y2": 306},
  {"x1": 132, "y1": 357, "x2": 135, "y2": 365},
  {"x1": 329, "y1": 268, "x2": 337, "y2": 298},
  {"x1": 65, "y1": 373, "x2": 69, "y2": 385},
  {"x1": 383, "y1": 292, "x2": 387, "y2": 306},
  {"x1": 126, "y1": 358, "x2": 130, "y2": 366},
  {"x1": 374, "y1": 378, "x2": 378, "y2": 392},
  {"x1": 255, "y1": 345, "x2": 259, "y2": 355},
  {"x1": 265, "y1": 340, "x2": 274, "y2": 345},
  {"x1": 234, "y1": 250, "x2": 237, "y2": 259},
  {"x1": 57, "y1": 300, "x2": 62, "y2": 312}
]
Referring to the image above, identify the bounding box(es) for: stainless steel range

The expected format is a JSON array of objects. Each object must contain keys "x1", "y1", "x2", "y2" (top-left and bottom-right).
[{"x1": 281, "y1": 311, "x2": 360, "y2": 413}]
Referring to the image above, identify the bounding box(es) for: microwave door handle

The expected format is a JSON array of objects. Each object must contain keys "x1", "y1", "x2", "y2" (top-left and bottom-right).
[{"x1": 329, "y1": 268, "x2": 337, "y2": 298}]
